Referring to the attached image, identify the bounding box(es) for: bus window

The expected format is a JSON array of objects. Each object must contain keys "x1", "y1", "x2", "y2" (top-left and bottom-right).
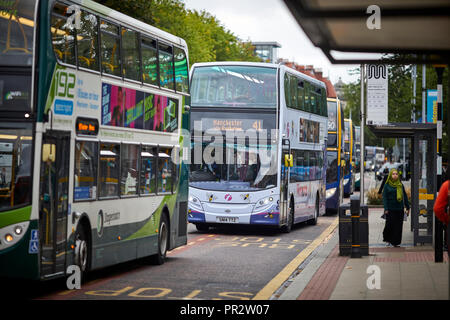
[
  {"x1": 158, "y1": 148, "x2": 172, "y2": 193},
  {"x1": 99, "y1": 143, "x2": 120, "y2": 198},
  {"x1": 140, "y1": 145, "x2": 156, "y2": 195},
  {"x1": 304, "y1": 82, "x2": 310, "y2": 112},
  {"x1": 141, "y1": 37, "x2": 158, "y2": 86},
  {"x1": 0, "y1": 0, "x2": 34, "y2": 66},
  {"x1": 121, "y1": 144, "x2": 139, "y2": 196},
  {"x1": 297, "y1": 80, "x2": 304, "y2": 111},
  {"x1": 284, "y1": 74, "x2": 290, "y2": 107},
  {"x1": 318, "y1": 151, "x2": 324, "y2": 179},
  {"x1": 74, "y1": 141, "x2": 98, "y2": 201},
  {"x1": 289, "y1": 74, "x2": 297, "y2": 108},
  {"x1": 121, "y1": 28, "x2": 140, "y2": 81},
  {"x1": 159, "y1": 43, "x2": 174, "y2": 90},
  {"x1": 321, "y1": 89, "x2": 327, "y2": 116},
  {"x1": 304, "y1": 151, "x2": 310, "y2": 181},
  {"x1": 174, "y1": 47, "x2": 189, "y2": 93},
  {"x1": 77, "y1": 10, "x2": 99, "y2": 71},
  {"x1": 51, "y1": 3, "x2": 76, "y2": 66},
  {"x1": 100, "y1": 20, "x2": 121, "y2": 77},
  {"x1": 310, "y1": 152, "x2": 316, "y2": 180}
]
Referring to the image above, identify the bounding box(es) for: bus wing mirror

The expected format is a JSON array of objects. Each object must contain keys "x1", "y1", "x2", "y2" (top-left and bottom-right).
[
  {"x1": 285, "y1": 154, "x2": 293, "y2": 167},
  {"x1": 42, "y1": 144, "x2": 56, "y2": 163}
]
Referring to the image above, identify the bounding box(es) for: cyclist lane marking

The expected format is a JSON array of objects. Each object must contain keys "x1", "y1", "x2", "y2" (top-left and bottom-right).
[{"x1": 252, "y1": 217, "x2": 339, "y2": 300}]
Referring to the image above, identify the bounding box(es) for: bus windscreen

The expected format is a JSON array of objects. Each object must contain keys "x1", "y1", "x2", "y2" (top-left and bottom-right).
[
  {"x1": 0, "y1": 0, "x2": 36, "y2": 67},
  {"x1": 191, "y1": 65, "x2": 277, "y2": 108}
]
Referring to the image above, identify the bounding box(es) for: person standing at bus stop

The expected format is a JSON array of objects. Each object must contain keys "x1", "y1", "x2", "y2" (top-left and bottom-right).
[{"x1": 382, "y1": 168, "x2": 410, "y2": 247}]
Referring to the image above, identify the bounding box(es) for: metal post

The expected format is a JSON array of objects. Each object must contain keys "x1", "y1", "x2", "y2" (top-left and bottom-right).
[
  {"x1": 434, "y1": 65, "x2": 444, "y2": 263},
  {"x1": 351, "y1": 195, "x2": 361, "y2": 258},
  {"x1": 360, "y1": 64, "x2": 365, "y2": 205}
]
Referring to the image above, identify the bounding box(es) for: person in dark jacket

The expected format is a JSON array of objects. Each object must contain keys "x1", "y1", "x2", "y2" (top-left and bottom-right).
[{"x1": 382, "y1": 168, "x2": 410, "y2": 247}]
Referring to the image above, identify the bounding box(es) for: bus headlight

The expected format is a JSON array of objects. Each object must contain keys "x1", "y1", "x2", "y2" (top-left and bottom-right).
[
  {"x1": 188, "y1": 195, "x2": 204, "y2": 211},
  {"x1": 344, "y1": 178, "x2": 349, "y2": 185},
  {"x1": 326, "y1": 188, "x2": 337, "y2": 199},
  {"x1": 5, "y1": 234, "x2": 13, "y2": 243},
  {"x1": 254, "y1": 196, "x2": 274, "y2": 211},
  {"x1": 14, "y1": 225, "x2": 23, "y2": 235},
  {"x1": 0, "y1": 221, "x2": 30, "y2": 250}
]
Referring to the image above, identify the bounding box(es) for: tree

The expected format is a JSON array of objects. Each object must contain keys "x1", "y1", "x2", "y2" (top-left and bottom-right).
[{"x1": 94, "y1": 0, "x2": 261, "y2": 66}]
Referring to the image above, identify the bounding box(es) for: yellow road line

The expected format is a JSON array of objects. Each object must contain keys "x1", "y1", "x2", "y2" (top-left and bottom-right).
[{"x1": 252, "y1": 217, "x2": 339, "y2": 300}]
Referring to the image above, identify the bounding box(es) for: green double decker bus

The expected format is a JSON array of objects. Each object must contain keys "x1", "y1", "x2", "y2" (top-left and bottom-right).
[{"x1": 0, "y1": 0, "x2": 190, "y2": 280}]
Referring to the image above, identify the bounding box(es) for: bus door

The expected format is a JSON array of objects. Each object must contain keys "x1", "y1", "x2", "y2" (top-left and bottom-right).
[
  {"x1": 39, "y1": 131, "x2": 70, "y2": 278},
  {"x1": 280, "y1": 139, "x2": 291, "y2": 225}
]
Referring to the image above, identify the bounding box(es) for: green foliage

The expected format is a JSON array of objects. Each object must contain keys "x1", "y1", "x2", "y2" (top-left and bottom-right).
[{"x1": 94, "y1": 0, "x2": 261, "y2": 66}]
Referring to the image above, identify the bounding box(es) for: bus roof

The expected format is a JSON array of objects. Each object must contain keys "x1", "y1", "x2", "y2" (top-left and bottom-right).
[{"x1": 75, "y1": 0, "x2": 188, "y2": 49}]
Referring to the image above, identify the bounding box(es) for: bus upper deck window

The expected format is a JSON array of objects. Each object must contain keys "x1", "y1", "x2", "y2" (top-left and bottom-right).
[
  {"x1": 174, "y1": 47, "x2": 189, "y2": 93},
  {"x1": 141, "y1": 37, "x2": 158, "y2": 86},
  {"x1": 122, "y1": 28, "x2": 140, "y2": 81},
  {"x1": 158, "y1": 43, "x2": 174, "y2": 90},
  {"x1": 100, "y1": 20, "x2": 121, "y2": 77},
  {"x1": 51, "y1": 3, "x2": 76, "y2": 66},
  {"x1": 77, "y1": 11, "x2": 99, "y2": 71}
]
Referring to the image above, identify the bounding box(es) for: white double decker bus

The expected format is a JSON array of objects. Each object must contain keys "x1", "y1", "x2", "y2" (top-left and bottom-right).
[{"x1": 188, "y1": 62, "x2": 327, "y2": 232}]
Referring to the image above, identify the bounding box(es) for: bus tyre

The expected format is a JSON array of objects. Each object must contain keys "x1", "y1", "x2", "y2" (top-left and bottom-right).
[
  {"x1": 74, "y1": 225, "x2": 89, "y2": 282},
  {"x1": 151, "y1": 213, "x2": 170, "y2": 265},
  {"x1": 195, "y1": 224, "x2": 210, "y2": 232},
  {"x1": 282, "y1": 201, "x2": 294, "y2": 233}
]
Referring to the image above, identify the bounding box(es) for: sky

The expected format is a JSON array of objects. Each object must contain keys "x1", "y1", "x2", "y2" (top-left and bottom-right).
[{"x1": 182, "y1": 0, "x2": 361, "y2": 84}]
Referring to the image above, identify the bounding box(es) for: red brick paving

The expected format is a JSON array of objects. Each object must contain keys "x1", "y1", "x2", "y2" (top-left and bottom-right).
[
  {"x1": 371, "y1": 247, "x2": 449, "y2": 263},
  {"x1": 297, "y1": 244, "x2": 349, "y2": 300}
]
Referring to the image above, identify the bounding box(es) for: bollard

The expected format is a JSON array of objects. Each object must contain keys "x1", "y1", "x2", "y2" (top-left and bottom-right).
[{"x1": 350, "y1": 195, "x2": 361, "y2": 258}]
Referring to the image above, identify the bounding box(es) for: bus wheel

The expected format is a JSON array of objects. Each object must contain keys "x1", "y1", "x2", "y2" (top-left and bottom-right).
[
  {"x1": 282, "y1": 201, "x2": 294, "y2": 233},
  {"x1": 151, "y1": 213, "x2": 169, "y2": 265},
  {"x1": 195, "y1": 224, "x2": 210, "y2": 232},
  {"x1": 74, "y1": 225, "x2": 89, "y2": 281}
]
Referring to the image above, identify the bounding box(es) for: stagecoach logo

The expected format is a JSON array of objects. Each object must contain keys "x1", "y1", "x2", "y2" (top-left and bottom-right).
[
  {"x1": 224, "y1": 194, "x2": 232, "y2": 201},
  {"x1": 241, "y1": 193, "x2": 250, "y2": 202},
  {"x1": 207, "y1": 193, "x2": 217, "y2": 202}
]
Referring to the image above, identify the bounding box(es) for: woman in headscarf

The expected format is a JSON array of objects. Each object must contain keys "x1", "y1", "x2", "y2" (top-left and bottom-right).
[{"x1": 382, "y1": 168, "x2": 410, "y2": 247}]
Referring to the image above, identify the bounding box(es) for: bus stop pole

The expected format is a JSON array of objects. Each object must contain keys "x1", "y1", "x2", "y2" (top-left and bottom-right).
[{"x1": 360, "y1": 64, "x2": 365, "y2": 205}]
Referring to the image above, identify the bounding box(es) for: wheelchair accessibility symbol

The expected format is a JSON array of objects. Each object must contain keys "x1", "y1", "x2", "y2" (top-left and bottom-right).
[{"x1": 29, "y1": 229, "x2": 39, "y2": 254}]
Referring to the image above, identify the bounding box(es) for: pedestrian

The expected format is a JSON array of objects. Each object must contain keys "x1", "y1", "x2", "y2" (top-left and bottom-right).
[
  {"x1": 433, "y1": 179, "x2": 449, "y2": 252},
  {"x1": 382, "y1": 168, "x2": 410, "y2": 247}
]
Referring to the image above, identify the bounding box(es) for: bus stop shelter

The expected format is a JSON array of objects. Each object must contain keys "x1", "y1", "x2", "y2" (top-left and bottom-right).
[{"x1": 368, "y1": 123, "x2": 437, "y2": 246}]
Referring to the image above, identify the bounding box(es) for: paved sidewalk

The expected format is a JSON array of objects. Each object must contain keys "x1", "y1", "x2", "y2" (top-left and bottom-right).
[{"x1": 278, "y1": 207, "x2": 449, "y2": 300}]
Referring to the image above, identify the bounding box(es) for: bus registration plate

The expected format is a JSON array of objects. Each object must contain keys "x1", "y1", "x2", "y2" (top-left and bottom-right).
[{"x1": 216, "y1": 216, "x2": 239, "y2": 223}]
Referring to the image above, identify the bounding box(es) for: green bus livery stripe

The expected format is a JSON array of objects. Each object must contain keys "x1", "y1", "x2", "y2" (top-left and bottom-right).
[
  {"x1": 125, "y1": 193, "x2": 178, "y2": 241},
  {"x1": 0, "y1": 206, "x2": 32, "y2": 229}
]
